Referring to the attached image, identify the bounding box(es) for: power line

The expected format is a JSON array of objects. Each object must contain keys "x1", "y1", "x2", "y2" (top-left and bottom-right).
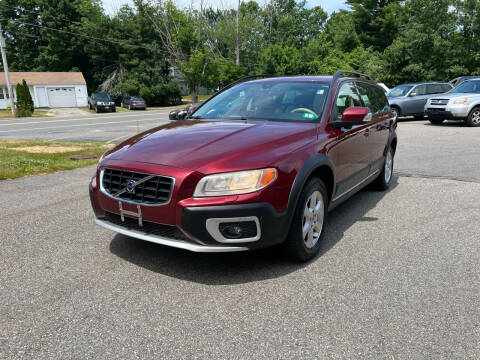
[
  {"x1": 5, "y1": 18, "x2": 161, "y2": 53},
  {"x1": 0, "y1": 3, "x2": 87, "y2": 28}
]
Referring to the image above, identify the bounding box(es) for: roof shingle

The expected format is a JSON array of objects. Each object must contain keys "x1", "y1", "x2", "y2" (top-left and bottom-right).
[{"x1": 0, "y1": 72, "x2": 86, "y2": 85}]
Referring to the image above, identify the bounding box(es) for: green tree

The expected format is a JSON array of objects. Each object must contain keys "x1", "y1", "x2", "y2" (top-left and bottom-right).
[{"x1": 16, "y1": 80, "x2": 34, "y2": 117}]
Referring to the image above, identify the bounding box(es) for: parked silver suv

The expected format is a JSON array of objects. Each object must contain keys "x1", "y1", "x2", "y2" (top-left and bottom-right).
[
  {"x1": 387, "y1": 82, "x2": 453, "y2": 119},
  {"x1": 426, "y1": 79, "x2": 480, "y2": 127}
]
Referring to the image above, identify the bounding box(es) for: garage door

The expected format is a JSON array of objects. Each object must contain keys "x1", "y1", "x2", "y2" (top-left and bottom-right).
[{"x1": 47, "y1": 87, "x2": 77, "y2": 107}]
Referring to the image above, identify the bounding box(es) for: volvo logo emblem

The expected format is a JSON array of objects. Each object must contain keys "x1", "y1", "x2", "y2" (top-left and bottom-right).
[{"x1": 125, "y1": 180, "x2": 136, "y2": 193}]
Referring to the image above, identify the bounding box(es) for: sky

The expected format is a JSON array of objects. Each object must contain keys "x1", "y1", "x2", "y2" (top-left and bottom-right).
[{"x1": 102, "y1": 0, "x2": 349, "y2": 15}]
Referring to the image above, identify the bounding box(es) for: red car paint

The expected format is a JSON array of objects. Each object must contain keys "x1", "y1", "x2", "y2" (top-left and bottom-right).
[{"x1": 90, "y1": 75, "x2": 397, "y2": 253}]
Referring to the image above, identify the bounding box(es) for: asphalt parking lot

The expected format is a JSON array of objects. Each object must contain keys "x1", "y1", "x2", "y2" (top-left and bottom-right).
[{"x1": 1, "y1": 120, "x2": 479, "y2": 359}]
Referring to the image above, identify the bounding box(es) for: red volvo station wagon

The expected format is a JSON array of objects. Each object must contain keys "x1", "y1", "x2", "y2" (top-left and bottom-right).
[{"x1": 90, "y1": 71, "x2": 397, "y2": 261}]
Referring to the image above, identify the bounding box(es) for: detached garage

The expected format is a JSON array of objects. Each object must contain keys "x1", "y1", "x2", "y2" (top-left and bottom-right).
[{"x1": 0, "y1": 72, "x2": 88, "y2": 109}]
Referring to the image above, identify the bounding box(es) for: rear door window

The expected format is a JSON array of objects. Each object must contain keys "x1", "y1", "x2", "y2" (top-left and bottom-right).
[{"x1": 356, "y1": 82, "x2": 388, "y2": 114}]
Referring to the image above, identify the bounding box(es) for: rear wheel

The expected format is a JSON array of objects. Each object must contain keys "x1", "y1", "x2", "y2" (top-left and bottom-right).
[
  {"x1": 466, "y1": 107, "x2": 480, "y2": 127},
  {"x1": 283, "y1": 178, "x2": 328, "y2": 262},
  {"x1": 373, "y1": 146, "x2": 394, "y2": 190},
  {"x1": 429, "y1": 118, "x2": 444, "y2": 125}
]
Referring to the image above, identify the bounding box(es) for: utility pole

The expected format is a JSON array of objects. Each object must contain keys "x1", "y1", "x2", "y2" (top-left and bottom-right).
[
  {"x1": 0, "y1": 24, "x2": 16, "y2": 117},
  {"x1": 235, "y1": 0, "x2": 240, "y2": 66}
]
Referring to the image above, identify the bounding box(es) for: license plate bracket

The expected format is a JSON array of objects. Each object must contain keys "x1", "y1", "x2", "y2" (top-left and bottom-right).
[{"x1": 118, "y1": 201, "x2": 143, "y2": 227}]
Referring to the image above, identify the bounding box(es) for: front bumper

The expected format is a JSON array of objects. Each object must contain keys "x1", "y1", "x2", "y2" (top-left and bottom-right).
[
  {"x1": 97, "y1": 105, "x2": 116, "y2": 111},
  {"x1": 426, "y1": 104, "x2": 469, "y2": 119},
  {"x1": 95, "y1": 217, "x2": 248, "y2": 252},
  {"x1": 90, "y1": 166, "x2": 290, "y2": 253}
]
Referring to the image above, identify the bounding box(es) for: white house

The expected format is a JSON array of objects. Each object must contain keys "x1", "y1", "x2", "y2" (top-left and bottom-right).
[{"x1": 0, "y1": 72, "x2": 88, "y2": 109}]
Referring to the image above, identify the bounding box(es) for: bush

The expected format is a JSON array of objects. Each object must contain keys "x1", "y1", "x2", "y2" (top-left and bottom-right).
[
  {"x1": 16, "y1": 80, "x2": 34, "y2": 117},
  {"x1": 139, "y1": 82, "x2": 182, "y2": 106}
]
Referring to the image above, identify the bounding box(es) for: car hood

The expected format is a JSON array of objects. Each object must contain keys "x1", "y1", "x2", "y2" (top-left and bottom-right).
[
  {"x1": 103, "y1": 119, "x2": 316, "y2": 173},
  {"x1": 429, "y1": 93, "x2": 480, "y2": 100}
]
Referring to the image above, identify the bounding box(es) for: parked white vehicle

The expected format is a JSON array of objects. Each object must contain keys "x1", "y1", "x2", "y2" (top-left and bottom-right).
[{"x1": 425, "y1": 79, "x2": 480, "y2": 126}]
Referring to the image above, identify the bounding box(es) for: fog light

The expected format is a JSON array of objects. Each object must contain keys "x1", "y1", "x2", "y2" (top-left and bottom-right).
[{"x1": 219, "y1": 221, "x2": 257, "y2": 239}]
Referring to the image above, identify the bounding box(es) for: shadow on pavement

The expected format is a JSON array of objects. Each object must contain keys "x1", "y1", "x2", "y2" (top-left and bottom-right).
[
  {"x1": 423, "y1": 120, "x2": 466, "y2": 127},
  {"x1": 109, "y1": 176, "x2": 399, "y2": 285}
]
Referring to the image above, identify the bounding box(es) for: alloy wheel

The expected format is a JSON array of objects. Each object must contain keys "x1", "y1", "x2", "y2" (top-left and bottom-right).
[
  {"x1": 472, "y1": 110, "x2": 480, "y2": 125},
  {"x1": 302, "y1": 190, "x2": 324, "y2": 249},
  {"x1": 385, "y1": 149, "x2": 393, "y2": 184}
]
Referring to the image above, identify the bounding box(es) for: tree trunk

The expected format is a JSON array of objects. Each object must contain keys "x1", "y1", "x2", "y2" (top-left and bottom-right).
[{"x1": 191, "y1": 89, "x2": 198, "y2": 103}]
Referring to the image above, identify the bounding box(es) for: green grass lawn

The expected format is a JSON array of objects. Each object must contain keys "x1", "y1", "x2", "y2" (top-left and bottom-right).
[
  {"x1": 0, "y1": 109, "x2": 51, "y2": 119},
  {"x1": 182, "y1": 94, "x2": 212, "y2": 102},
  {"x1": 0, "y1": 140, "x2": 111, "y2": 180}
]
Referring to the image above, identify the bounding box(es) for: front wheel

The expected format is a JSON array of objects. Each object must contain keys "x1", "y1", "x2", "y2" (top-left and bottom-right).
[
  {"x1": 95, "y1": 106, "x2": 99, "y2": 113},
  {"x1": 466, "y1": 107, "x2": 480, "y2": 127},
  {"x1": 373, "y1": 146, "x2": 394, "y2": 190},
  {"x1": 283, "y1": 178, "x2": 328, "y2": 262}
]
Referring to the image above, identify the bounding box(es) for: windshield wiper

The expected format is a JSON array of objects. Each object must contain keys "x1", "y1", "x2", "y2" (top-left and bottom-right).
[{"x1": 189, "y1": 115, "x2": 203, "y2": 119}]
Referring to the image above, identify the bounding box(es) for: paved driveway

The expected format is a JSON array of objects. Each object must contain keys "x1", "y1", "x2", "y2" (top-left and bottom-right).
[{"x1": 1, "y1": 120, "x2": 479, "y2": 359}]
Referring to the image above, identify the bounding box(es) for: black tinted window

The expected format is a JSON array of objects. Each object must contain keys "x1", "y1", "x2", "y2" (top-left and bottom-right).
[{"x1": 427, "y1": 84, "x2": 445, "y2": 94}]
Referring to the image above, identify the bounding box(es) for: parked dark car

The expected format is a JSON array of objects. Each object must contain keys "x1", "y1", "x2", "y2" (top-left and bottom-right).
[
  {"x1": 88, "y1": 93, "x2": 116, "y2": 113},
  {"x1": 90, "y1": 71, "x2": 397, "y2": 261},
  {"x1": 121, "y1": 96, "x2": 147, "y2": 110},
  {"x1": 450, "y1": 76, "x2": 480, "y2": 87},
  {"x1": 387, "y1": 82, "x2": 453, "y2": 119},
  {"x1": 169, "y1": 102, "x2": 203, "y2": 120}
]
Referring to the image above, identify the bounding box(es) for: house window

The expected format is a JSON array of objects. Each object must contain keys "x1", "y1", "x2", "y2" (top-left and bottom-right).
[{"x1": 0, "y1": 88, "x2": 4, "y2": 100}]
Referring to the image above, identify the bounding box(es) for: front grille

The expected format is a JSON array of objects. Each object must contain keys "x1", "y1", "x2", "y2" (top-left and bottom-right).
[
  {"x1": 430, "y1": 99, "x2": 449, "y2": 105},
  {"x1": 427, "y1": 108, "x2": 446, "y2": 112},
  {"x1": 104, "y1": 212, "x2": 188, "y2": 241},
  {"x1": 101, "y1": 168, "x2": 174, "y2": 205}
]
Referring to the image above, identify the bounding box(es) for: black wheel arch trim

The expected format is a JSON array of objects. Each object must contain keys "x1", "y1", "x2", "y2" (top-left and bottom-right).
[
  {"x1": 385, "y1": 130, "x2": 397, "y2": 156},
  {"x1": 286, "y1": 154, "x2": 336, "y2": 222}
]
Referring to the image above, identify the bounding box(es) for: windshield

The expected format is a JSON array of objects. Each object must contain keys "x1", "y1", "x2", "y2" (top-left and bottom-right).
[
  {"x1": 450, "y1": 80, "x2": 480, "y2": 94},
  {"x1": 95, "y1": 93, "x2": 111, "y2": 101},
  {"x1": 192, "y1": 81, "x2": 331, "y2": 122},
  {"x1": 386, "y1": 85, "x2": 413, "y2": 97}
]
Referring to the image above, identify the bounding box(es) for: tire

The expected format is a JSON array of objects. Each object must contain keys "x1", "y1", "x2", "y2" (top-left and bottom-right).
[
  {"x1": 95, "y1": 106, "x2": 99, "y2": 113},
  {"x1": 391, "y1": 106, "x2": 400, "y2": 119},
  {"x1": 373, "y1": 146, "x2": 394, "y2": 190},
  {"x1": 429, "y1": 118, "x2": 444, "y2": 125},
  {"x1": 466, "y1": 107, "x2": 480, "y2": 127},
  {"x1": 283, "y1": 178, "x2": 328, "y2": 262},
  {"x1": 128, "y1": 104, "x2": 131, "y2": 110},
  {"x1": 88, "y1": 103, "x2": 92, "y2": 110}
]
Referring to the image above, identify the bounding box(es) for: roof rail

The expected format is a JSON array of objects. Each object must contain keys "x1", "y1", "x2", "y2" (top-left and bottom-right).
[{"x1": 333, "y1": 70, "x2": 373, "y2": 83}]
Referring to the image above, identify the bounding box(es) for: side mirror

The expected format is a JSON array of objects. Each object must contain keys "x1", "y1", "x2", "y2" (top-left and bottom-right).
[
  {"x1": 342, "y1": 106, "x2": 371, "y2": 123},
  {"x1": 409, "y1": 92, "x2": 417, "y2": 97},
  {"x1": 332, "y1": 107, "x2": 371, "y2": 129}
]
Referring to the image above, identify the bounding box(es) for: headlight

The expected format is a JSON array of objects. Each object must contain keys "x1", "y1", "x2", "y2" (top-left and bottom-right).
[
  {"x1": 451, "y1": 97, "x2": 469, "y2": 104},
  {"x1": 98, "y1": 101, "x2": 105, "y2": 105},
  {"x1": 193, "y1": 168, "x2": 278, "y2": 197}
]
